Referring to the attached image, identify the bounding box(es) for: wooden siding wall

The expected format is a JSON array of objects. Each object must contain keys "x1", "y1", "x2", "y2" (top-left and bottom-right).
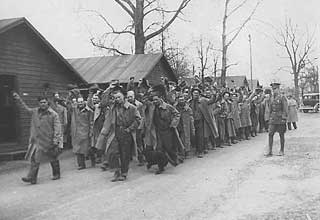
[
  {"x1": 0, "y1": 24, "x2": 82, "y2": 153},
  {"x1": 146, "y1": 61, "x2": 176, "y2": 86}
]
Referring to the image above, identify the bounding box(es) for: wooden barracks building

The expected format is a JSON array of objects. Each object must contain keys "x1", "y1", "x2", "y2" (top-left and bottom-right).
[
  {"x1": 0, "y1": 18, "x2": 86, "y2": 157},
  {"x1": 0, "y1": 17, "x2": 177, "y2": 158}
]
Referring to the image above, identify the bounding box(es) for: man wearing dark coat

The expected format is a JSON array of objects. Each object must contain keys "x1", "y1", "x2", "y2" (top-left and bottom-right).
[
  {"x1": 189, "y1": 87, "x2": 219, "y2": 157},
  {"x1": 265, "y1": 82, "x2": 288, "y2": 157},
  {"x1": 143, "y1": 84, "x2": 182, "y2": 166},
  {"x1": 13, "y1": 93, "x2": 62, "y2": 184},
  {"x1": 96, "y1": 85, "x2": 141, "y2": 181}
]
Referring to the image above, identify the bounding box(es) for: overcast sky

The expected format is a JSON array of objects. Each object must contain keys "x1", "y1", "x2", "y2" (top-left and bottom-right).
[{"x1": 1, "y1": 0, "x2": 319, "y2": 86}]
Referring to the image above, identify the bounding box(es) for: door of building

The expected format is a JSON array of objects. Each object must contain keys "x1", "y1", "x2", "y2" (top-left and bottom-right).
[{"x1": 0, "y1": 75, "x2": 18, "y2": 143}]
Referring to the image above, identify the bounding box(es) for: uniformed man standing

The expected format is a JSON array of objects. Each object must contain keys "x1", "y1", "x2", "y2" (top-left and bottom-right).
[{"x1": 265, "y1": 82, "x2": 288, "y2": 157}]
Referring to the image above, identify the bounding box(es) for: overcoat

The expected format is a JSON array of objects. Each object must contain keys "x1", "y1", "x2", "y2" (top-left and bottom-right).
[
  {"x1": 71, "y1": 104, "x2": 94, "y2": 155},
  {"x1": 95, "y1": 101, "x2": 141, "y2": 160},
  {"x1": 51, "y1": 102, "x2": 68, "y2": 143},
  {"x1": 287, "y1": 98, "x2": 298, "y2": 122},
  {"x1": 24, "y1": 107, "x2": 62, "y2": 163},
  {"x1": 175, "y1": 103, "x2": 195, "y2": 152},
  {"x1": 143, "y1": 101, "x2": 185, "y2": 153},
  {"x1": 231, "y1": 100, "x2": 242, "y2": 129},
  {"x1": 189, "y1": 97, "x2": 219, "y2": 139},
  {"x1": 239, "y1": 101, "x2": 252, "y2": 127}
]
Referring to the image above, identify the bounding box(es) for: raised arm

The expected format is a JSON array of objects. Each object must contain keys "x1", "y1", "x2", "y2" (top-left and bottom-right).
[{"x1": 13, "y1": 92, "x2": 33, "y2": 113}]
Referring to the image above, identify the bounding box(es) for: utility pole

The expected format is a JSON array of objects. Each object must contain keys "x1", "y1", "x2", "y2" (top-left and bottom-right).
[{"x1": 249, "y1": 34, "x2": 253, "y2": 91}]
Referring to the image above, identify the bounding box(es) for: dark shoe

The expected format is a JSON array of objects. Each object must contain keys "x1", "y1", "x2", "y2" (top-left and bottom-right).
[
  {"x1": 50, "y1": 160, "x2": 60, "y2": 180},
  {"x1": 231, "y1": 140, "x2": 237, "y2": 144},
  {"x1": 22, "y1": 177, "x2": 37, "y2": 184},
  {"x1": 100, "y1": 163, "x2": 109, "y2": 171},
  {"x1": 155, "y1": 170, "x2": 163, "y2": 175},
  {"x1": 264, "y1": 153, "x2": 273, "y2": 157},
  {"x1": 111, "y1": 170, "x2": 121, "y2": 182},
  {"x1": 77, "y1": 166, "x2": 86, "y2": 170},
  {"x1": 21, "y1": 177, "x2": 32, "y2": 183},
  {"x1": 96, "y1": 157, "x2": 102, "y2": 164},
  {"x1": 138, "y1": 162, "x2": 145, "y2": 166},
  {"x1": 203, "y1": 150, "x2": 208, "y2": 154},
  {"x1": 197, "y1": 153, "x2": 203, "y2": 158},
  {"x1": 117, "y1": 175, "x2": 127, "y2": 181},
  {"x1": 277, "y1": 151, "x2": 284, "y2": 156}
]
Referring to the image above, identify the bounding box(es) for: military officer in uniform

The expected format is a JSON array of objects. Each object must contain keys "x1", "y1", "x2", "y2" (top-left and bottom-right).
[{"x1": 265, "y1": 82, "x2": 288, "y2": 157}]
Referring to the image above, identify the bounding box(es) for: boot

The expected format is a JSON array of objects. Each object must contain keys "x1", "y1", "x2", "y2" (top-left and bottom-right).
[
  {"x1": 22, "y1": 162, "x2": 40, "y2": 184},
  {"x1": 50, "y1": 160, "x2": 60, "y2": 180},
  {"x1": 96, "y1": 149, "x2": 103, "y2": 164},
  {"x1": 77, "y1": 154, "x2": 86, "y2": 170},
  {"x1": 111, "y1": 170, "x2": 121, "y2": 182},
  {"x1": 90, "y1": 154, "x2": 96, "y2": 168}
]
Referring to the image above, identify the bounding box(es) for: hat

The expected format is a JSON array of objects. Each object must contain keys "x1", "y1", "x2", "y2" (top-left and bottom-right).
[
  {"x1": 264, "y1": 88, "x2": 272, "y2": 94},
  {"x1": 222, "y1": 91, "x2": 231, "y2": 97},
  {"x1": 151, "y1": 84, "x2": 166, "y2": 98},
  {"x1": 270, "y1": 82, "x2": 281, "y2": 89},
  {"x1": 191, "y1": 86, "x2": 202, "y2": 94},
  {"x1": 112, "y1": 85, "x2": 127, "y2": 96}
]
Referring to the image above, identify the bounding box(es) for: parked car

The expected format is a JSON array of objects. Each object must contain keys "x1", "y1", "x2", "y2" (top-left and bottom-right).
[{"x1": 299, "y1": 93, "x2": 320, "y2": 113}]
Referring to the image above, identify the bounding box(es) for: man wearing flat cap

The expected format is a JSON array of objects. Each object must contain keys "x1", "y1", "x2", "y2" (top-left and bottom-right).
[{"x1": 265, "y1": 82, "x2": 288, "y2": 157}]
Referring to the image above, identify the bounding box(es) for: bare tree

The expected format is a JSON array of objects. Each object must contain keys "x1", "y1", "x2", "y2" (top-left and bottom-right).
[
  {"x1": 275, "y1": 19, "x2": 315, "y2": 100},
  {"x1": 88, "y1": 0, "x2": 191, "y2": 55},
  {"x1": 299, "y1": 65, "x2": 319, "y2": 96},
  {"x1": 197, "y1": 37, "x2": 213, "y2": 85},
  {"x1": 221, "y1": 0, "x2": 261, "y2": 86}
]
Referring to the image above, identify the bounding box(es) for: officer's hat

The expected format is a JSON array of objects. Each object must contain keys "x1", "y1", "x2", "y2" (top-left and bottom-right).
[
  {"x1": 270, "y1": 82, "x2": 281, "y2": 89},
  {"x1": 191, "y1": 86, "x2": 202, "y2": 94}
]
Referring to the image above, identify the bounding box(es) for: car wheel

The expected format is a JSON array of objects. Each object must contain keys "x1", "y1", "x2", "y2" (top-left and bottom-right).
[{"x1": 303, "y1": 110, "x2": 308, "y2": 113}]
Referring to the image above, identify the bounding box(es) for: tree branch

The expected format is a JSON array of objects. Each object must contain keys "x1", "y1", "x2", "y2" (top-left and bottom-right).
[
  {"x1": 227, "y1": 0, "x2": 248, "y2": 17},
  {"x1": 86, "y1": 10, "x2": 134, "y2": 36},
  {"x1": 90, "y1": 38, "x2": 129, "y2": 55},
  {"x1": 226, "y1": 1, "x2": 260, "y2": 47},
  {"x1": 145, "y1": 0, "x2": 192, "y2": 41},
  {"x1": 114, "y1": 0, "x2": 134, "y2": 18}
]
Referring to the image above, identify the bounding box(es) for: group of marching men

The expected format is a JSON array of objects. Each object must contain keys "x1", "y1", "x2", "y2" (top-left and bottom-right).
[{"x1": 13, "y1": 76, "x2": 296, "y2": 184}]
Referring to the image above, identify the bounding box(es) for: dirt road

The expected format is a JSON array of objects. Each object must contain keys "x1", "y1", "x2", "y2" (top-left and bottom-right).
[{"x1": 1, "y1": 113, "x2": 319, "y2": 220}]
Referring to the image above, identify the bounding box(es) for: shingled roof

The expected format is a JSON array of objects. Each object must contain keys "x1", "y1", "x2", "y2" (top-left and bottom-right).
[
  {"x1": 67, "y1": 53, "x2": 176, "y2": 84},
  {"x1": 0, "y1": 17, "x2": 86, "y2": 83}
]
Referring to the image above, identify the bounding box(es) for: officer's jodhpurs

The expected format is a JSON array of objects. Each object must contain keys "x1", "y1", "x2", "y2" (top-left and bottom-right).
[{"x1": 268, "y1": 124, "x2": 286, "y2": 153}]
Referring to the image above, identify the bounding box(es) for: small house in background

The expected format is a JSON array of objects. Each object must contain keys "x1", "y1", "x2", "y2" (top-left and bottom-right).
[
  {"x1": 67, "y1": 53, "x2": 177, "y2": 90},
  {"x1": 248, "y1": 79, "x2": 261, "y2": 90},
  {"x1": 215, "y1": 75, "x2": 249, "y2": 89},
  {"x1": 0, "y1": 17, "x2": 86, "y2": 156}
]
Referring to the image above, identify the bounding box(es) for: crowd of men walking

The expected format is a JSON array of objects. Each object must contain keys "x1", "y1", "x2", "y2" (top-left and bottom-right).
[{"x1": 12, "y1": 76, "x2": 299, "y2": 184}]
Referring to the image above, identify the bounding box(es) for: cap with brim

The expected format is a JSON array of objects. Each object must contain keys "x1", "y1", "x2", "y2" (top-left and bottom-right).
[
  {"x1": 191, "y1": 87, "x2": 202, "y2": 94},
  {"x1": 222, "y1": 91, "x2": 231, "y2": 97},
  {"x1": 270, "y1": 82, "x2": 281, "y2": 88}
]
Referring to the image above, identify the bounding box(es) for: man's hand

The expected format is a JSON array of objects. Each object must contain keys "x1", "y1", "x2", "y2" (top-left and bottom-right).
[{"x1": 12, "y1": 92, "x2": 20, "y2": 100}]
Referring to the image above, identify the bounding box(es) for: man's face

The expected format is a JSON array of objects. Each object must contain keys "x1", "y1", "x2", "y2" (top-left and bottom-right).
[
  {"x1": 77, "y1": 98, "x2": 85, "y2": 108},
  {"x1": 92, "y1": 96, "x2": 100, "y2": 104},
  {"x1": 39, "y1": 99, "x2": 49, "y2": 110},
  {"x1": 152, "y1": 95, "x2": 161, "y2": 106},
  {"x1": 178, "y1": 96, "x2": 185, "y2": 104},
  {"x1": 114, "y1": 92, "x2": 124, "y2": 105},
  {"x1": 130, "y1": 78, "x2": 134, "y2": 82},
  {"x1": 192, "y1": 90, "x2": 200, "y2": 100},
  {"x1": 272, "y1": 87, "x2": 280, "y2": 95},
  {"x1": 127, "y1": 92, "x2": 135, "y2": 103},
  {"x1": 223, "y1": 93, "x2": 230, "y2": 99},
  {"x1": 169, "y1": 85, "x2": 175, "y2": 91},
  {"x1": 205, "y1": 90, "x2": 212, "y2": 98}
]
